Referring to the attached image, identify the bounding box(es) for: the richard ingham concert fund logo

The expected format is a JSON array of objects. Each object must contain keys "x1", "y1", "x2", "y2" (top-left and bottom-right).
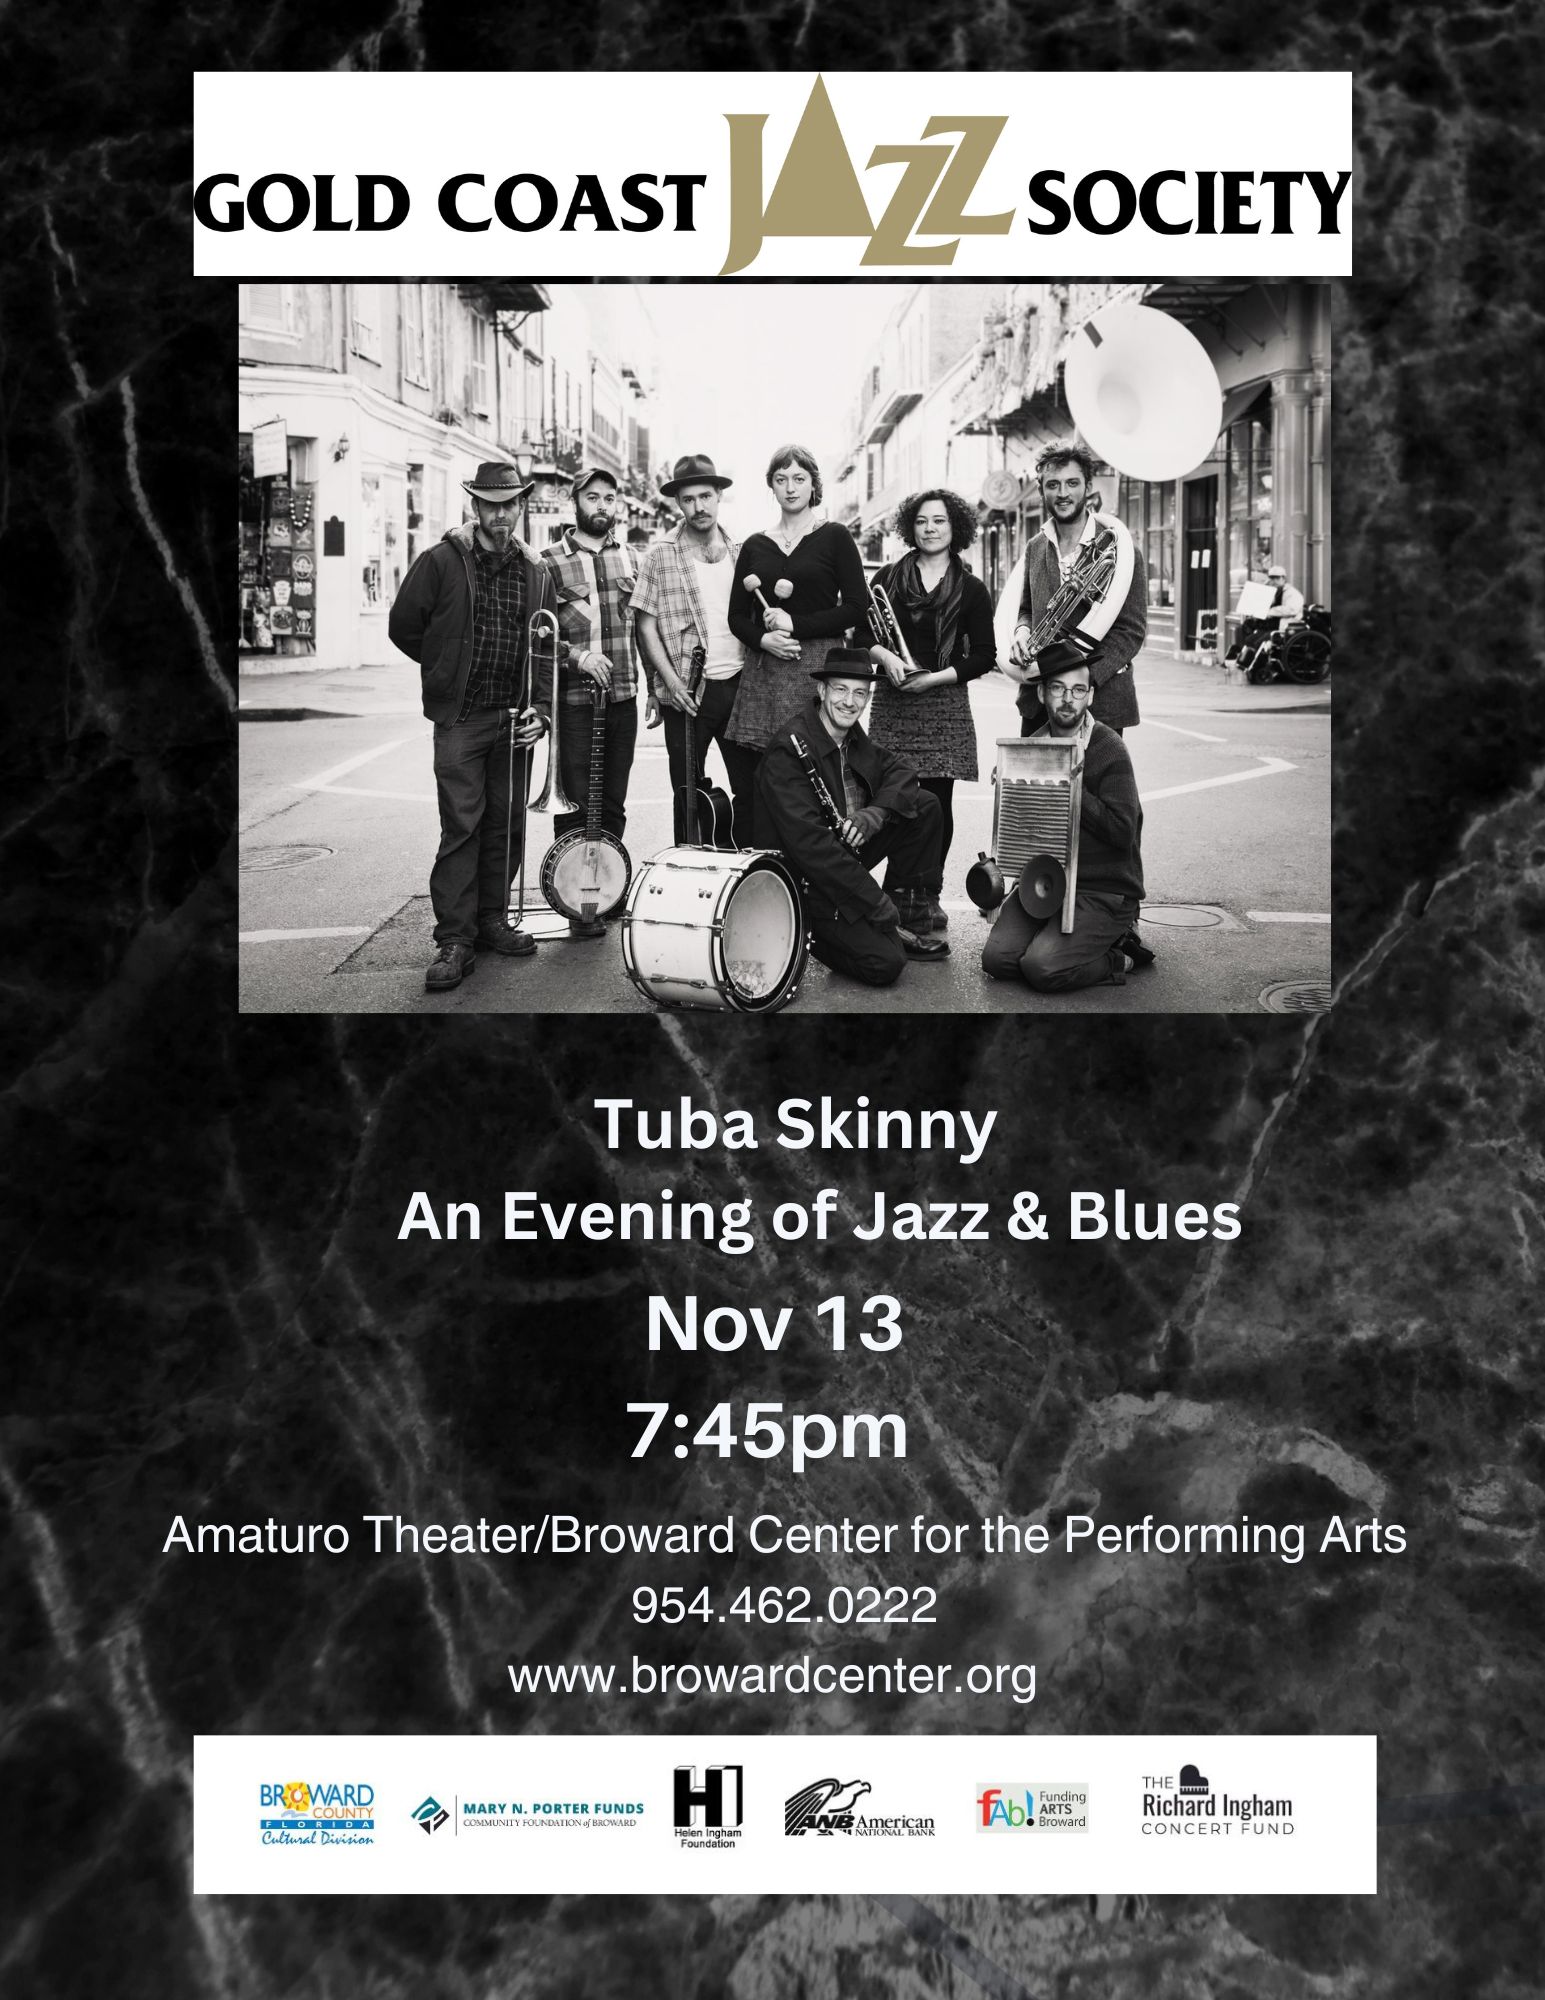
[
  {"x1": 1142, "y1": 1762, "x2": 1295, "y2": 1838},
  {"x1": 785, "y1": 1775, "x2": 936, "y2": 1839},
  {"x1": 976, "y1": 1783, "x2": 1090, "y2": 1833},
  {"x1": 673, "y1": 1765, "x2": 743, "y2": 1849},
  {"x1": 258, "y1": 1778, "x2": 376, "y2": 1844}
]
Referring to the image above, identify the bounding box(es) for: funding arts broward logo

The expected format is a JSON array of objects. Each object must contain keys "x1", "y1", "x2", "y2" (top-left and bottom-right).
[
  {"x1": 785, "y1": 1775, "x2": 936, "y2": 1839},
  {"x1": 674, "y1": 1764, "x2": 744, "y2": 1850},
  {"x1": 258, "y1": 1778, "x2": 375, "y2": 1845},
  {"x1": 722, "y1": 78, "x2": 1010, "y2": 276},
  {"x1": 1142, "y1": 1761, "x2": 1295, "y2": 1839},
  {"x1": 976, "y1": 1783, "x2": 1090, "y2": 1833}
]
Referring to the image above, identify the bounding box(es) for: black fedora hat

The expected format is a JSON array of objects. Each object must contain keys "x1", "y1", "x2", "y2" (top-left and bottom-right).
[
  {"x1": 462, "y1": 461, "x2": 534, "y2": 502},
  {"x1": 659, "y1": 453, "x2": 734, "y2": 497},
  {"x1": 810, "y1": 648, "x2": 880, "y2": 684}
]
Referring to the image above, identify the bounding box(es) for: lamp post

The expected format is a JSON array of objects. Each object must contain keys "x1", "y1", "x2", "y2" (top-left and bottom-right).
[{"x1": 513, "y1": 431, "x2": 536, "y2": 540}]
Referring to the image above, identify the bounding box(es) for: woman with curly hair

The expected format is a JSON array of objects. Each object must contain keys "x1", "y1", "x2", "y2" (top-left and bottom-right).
[
  {"x1": 726, "y1": 443, "x2": 869, "y2": 752},
  {"x1": 860, "y1": 487, "x2": 997, "y2": 933}
]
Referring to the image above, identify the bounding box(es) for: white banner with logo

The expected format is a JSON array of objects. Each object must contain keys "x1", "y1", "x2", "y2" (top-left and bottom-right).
[
  {"x1": 195, "y1": 1733, "x2": 1376, "y2": 1894},
  {"x1": 193, "y1": 72, "x2": 1352, "y2": 278}
]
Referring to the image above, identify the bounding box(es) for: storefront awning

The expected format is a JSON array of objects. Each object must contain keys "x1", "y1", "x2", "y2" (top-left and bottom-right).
[{"x1": 1220, "y1": 381, "x2": 1271, "y2": 430}]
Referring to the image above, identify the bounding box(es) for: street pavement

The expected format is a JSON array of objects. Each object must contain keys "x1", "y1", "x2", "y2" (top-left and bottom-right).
[{"x1": 238, "y1": 650, "x2": 1331, "y2": 1017}]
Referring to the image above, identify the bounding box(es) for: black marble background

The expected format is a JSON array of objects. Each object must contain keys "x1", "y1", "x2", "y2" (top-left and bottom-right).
[{"x1": 4, "y1": 11, "x2": 1544, "y2": 1998}]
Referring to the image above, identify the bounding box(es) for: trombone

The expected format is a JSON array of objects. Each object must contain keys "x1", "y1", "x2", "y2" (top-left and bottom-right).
[
  {"x1": 505, "y1": 607, "x2": 572, "y2": 928},
  {"x1": 867, "y1": 580, "x2": 918, "y2": 674}
]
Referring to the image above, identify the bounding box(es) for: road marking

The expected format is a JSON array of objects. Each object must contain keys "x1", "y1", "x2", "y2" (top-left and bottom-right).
[
  {"x1": 1143, "y1": 756, "x2": 1296, "y2": 801},
  {"x1": 240, "y1": 927, "x2": 371, "y2": 944},
  {"x1": 1145, "y1": 720, "x2": 1228, "y2": 742},
  {"x1": 1247, "y1": 911, "x2": 1332, "y2": 924},
  {"x1": 305, "y1": 783, "x2": 438, "y2": 803},
  {"x1": 293, "y1": 738, "x2": 410, "y2": 790}
]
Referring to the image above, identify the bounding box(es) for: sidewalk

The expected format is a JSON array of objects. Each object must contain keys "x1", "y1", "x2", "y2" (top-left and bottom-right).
[
  {"x1": 237, "y1": 647, "x2": 1332, "y2": 722},
  {"x1": 1136, "y1": 646, "x2": 1333, "y2": 717},
  {"x1": 239, "y1": 657, "x2": 424, "y2": 720}
]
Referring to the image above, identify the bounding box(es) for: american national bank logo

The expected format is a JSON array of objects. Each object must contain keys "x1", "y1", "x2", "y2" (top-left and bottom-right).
[
  {"x1": 722, "y1": 77, "x2": 1011, "y2": 275},
  {"x1": 258, "y1": 1778, "x2": 376, "y2": 1845}
]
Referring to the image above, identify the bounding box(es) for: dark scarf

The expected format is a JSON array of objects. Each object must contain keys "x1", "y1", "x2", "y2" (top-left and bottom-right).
[{"x1": 890, "y1": 551, "x2": 966, "y2": 673}]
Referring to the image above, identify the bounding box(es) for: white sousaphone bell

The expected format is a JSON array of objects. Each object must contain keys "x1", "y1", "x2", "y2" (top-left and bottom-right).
[{"x1": 973, "y1": 303, "x2": 1223, "y2": 925}]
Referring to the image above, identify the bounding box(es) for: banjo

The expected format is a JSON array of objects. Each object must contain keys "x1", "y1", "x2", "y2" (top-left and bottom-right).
[{"x1": 540, "y1": 682, "x2": 632, "y2": 922}]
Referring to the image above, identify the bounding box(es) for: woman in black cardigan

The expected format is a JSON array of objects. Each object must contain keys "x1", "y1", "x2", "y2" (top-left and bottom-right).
[
  {"x1": 726, "y1": 443, "x2": 869, "y2": 752},
  {"x1": 859, "y1": 488, "x2": 997, "y2": 933}
]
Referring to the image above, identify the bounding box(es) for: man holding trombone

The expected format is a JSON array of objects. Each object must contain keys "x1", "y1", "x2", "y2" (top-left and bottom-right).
[{"x1": 389, "y1": 461, "x2": 560, "y2": 993}]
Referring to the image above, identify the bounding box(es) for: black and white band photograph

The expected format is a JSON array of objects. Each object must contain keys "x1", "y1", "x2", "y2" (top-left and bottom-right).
[{"x1": 238, "y1": 280, "x2": 1332, "y2": 1016}]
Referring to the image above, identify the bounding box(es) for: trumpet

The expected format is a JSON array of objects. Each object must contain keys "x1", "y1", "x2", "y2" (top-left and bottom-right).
[{"x1": 867, "y1": 580, "x2": 918, "y2": 674}]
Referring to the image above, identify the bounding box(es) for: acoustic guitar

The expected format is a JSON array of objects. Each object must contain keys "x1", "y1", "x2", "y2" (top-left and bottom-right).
[{"x1": 674, "y1": 646, "x2": 736, "y2": 850}]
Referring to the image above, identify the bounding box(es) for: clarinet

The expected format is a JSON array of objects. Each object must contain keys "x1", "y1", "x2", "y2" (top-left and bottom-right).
[{"x1": 789, "y1": 733, "x2": 848, "y2": 836}]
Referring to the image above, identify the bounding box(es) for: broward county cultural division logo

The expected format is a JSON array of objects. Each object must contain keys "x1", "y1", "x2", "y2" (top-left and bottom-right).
[
  {"x1": 785, "y1": 1775, "x2": 935, "y2": 1839},
  {"x1": 722, "y1": 77, "x2": 1011, "y2": 276},
  {"x1": 976, "y1": 1783, "x2": 1090, "y2": 1832},
  {"x1": 259, "y1": 1778, "x2": 376, "y2": 1845},
  {"x1": 1142, "y1": 1761, "x2": 1296, "y2": 1838}
]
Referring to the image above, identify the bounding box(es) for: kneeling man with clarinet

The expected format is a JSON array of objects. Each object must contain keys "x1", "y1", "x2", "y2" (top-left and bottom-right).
[
  {"x1": 754, "y1": 649, "x2": 950, "y2": 988},
  {"x1": 981, "y1": 660, "x2": 1155, "y2": 993}
]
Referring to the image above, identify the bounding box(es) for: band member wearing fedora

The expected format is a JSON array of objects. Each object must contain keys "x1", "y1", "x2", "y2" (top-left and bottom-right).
[
  {"x1": 859, "y1": 488, "x2": 998, "y2": 934},
  {"x1": 726, "y1": 444, "x2": 868, "y2": 753},
  {"x1": 388, "y1": 460, "x2": 557, "y2": 992},
  {"x1": 1009, "y1": 444, "x2": 1147, "y2": 736},
  {"x1": 981, "y1": 660, "x2": 1155, "y2": 994},
  {"x1": 541, "y1": 466, "x2": 639, "y2": 937},
  {"x1": 632, "y1": 454, "x2": 758, "y2": 845},
  {"x1": 754, "y1": 650, "x2": 950, "y2": 988}
]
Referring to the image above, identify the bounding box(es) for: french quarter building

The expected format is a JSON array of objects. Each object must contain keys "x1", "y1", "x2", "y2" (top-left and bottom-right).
[
  {"x1": 949, "y1": 279, "x2": 1332, "y2": 656},
  {"x1": 238, "y1": 281, "x2": 672, "y2": 674}
]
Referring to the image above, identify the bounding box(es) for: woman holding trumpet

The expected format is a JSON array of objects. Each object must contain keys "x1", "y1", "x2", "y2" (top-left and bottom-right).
[
  {"x1": 859, "y1": 488, "x2": 997, "y2": 934},
  {"x1": 726, "y1": 443, "x2": 869, "y2": 752}
]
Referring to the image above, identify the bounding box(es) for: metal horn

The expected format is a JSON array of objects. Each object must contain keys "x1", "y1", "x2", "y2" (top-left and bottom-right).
[
  {"x1": 525, "y1": 608, "x2": 575, "y2": 813},
  {"x1": 1063, "y1": 301, "x2": 1223, "y2": 482},
  {"x1": 867, "y1": 581, "x2": 917, "y2": 672}
]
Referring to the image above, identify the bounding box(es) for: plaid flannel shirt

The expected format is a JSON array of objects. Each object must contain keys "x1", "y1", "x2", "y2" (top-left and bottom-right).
[
  {"x1": 630, "y1": 523, "x2": 742, "y2": 691},
  {"x1": 542, "y1": 527, "x2": 638, "y2": 706}
]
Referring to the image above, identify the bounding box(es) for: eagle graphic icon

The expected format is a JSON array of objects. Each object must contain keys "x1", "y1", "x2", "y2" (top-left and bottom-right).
[{"x1": 785, "y1": 1777, "x2": 872, "y2": 1835}]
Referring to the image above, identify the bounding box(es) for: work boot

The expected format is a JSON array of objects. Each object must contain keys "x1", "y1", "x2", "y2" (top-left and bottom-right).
[
  {"x1": 924, "y1": 894, "x2": 949, "y2": 933},
  {"x1": 425, "y1": 941, "x2": 476, "y2": 992},
  {"x1": 476, "y1": 914, "x2": 537, "y2": 957},
  {"x1": 899, "y1": 928, "x2": 950, "y2": 963},
  {"x1": 1119, "y1": 928, "x2": 1156, "y2": 969},
  {"x1": 568, "y1": 916, "x2": 607, "y2": 940}
]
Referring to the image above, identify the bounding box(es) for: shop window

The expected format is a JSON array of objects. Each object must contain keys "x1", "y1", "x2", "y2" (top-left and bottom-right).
[
  {"x1": 240, "y1": 432, "x2": 318, "y2": 655},
  {"x1": 352, "y1": 284, "x2": 382, "y2": 364},
  {"x1": 361, "y1": 469, "x2": 407, "y2": 610},
  {"x1": 401, "y1": 283, "x2": 427, "y2": 385},
  {"x1": 1227, "y1": 409, "x2": 1273, "y2": 602}
]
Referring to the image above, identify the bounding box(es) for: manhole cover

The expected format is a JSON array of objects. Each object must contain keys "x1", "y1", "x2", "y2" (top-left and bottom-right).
[
  {"x1": 1141, "y1": 905, "x2": 1237, "y2": 930},
  {"x1": 1259, "y1": 980, "x2": 1332, "y2": 1014},
  {"x1": 241, "y1": 844, "x2": 334, "y2": 872}
]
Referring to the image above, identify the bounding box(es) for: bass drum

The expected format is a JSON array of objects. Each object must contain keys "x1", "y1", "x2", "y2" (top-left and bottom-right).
[{"x1": 622, "y1": 848, "x2": 807, "y2": 1014}]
